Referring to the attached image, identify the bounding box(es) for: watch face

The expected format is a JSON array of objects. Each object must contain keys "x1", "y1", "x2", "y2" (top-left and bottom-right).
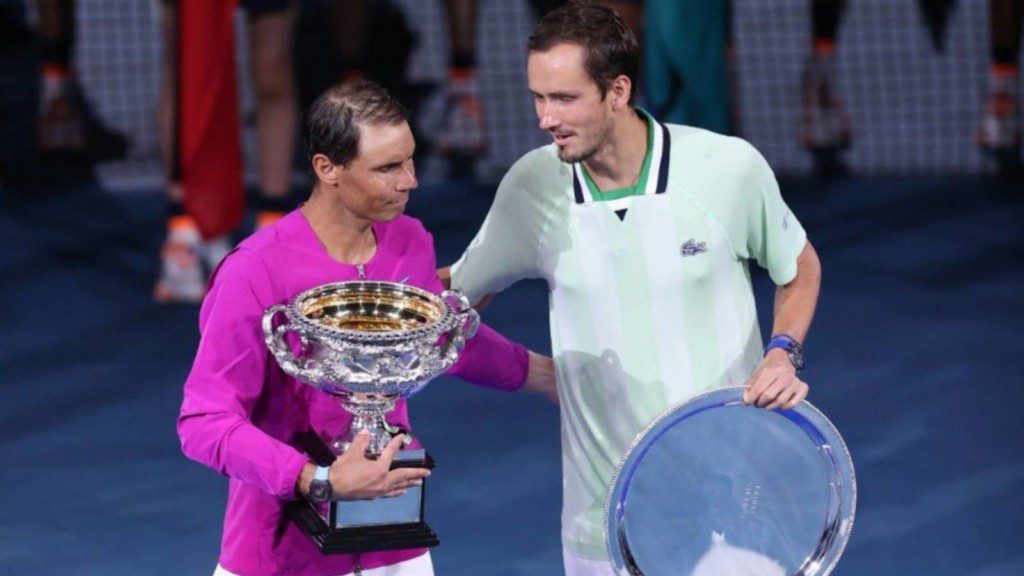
[
  {"x1": 789, "y1": 346, "x2": 805, "y2": 371},
  {"x1": 309, "y1": 480, "x2": 332, "y2": 503}
]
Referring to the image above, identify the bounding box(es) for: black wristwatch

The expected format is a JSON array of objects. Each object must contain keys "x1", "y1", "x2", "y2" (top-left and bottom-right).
[
  {"x1": 764, "y1": 334, "x2": 805, "y2": 372},
  {"x1": 308, "y1": 465, "x2": 332, "y2": 503}
]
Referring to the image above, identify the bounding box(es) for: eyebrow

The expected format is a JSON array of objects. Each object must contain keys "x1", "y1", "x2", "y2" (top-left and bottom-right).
[
  {"x1": 531, "y1": 90, "x2": 578, "y2": 99},
  {"x1": 371, "y1": 160, "x2": 402, "y2": 170},
  {"x1": 370, "y1": 151, "x2": 415, "y2": 171}
]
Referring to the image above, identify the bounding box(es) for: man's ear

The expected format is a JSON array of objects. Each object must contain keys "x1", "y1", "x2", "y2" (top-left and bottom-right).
[
  {"x1": 312, "y1": 153, "x2": 341, "y2": 186},
  {"x1": 609, "y1": 75, "x2": 633, "y2": 111}
]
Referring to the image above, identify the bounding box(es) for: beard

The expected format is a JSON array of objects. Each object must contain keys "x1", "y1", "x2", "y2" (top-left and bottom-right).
[
  {"x1": 556, "y1": 120, "x2": 614, "y2": 163},
  {"x1": 557, "y1": 141, "x2": 601, "y2": 164}
]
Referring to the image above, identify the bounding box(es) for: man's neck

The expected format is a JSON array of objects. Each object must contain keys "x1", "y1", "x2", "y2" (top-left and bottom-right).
[
  {"x1": 301, "y1": 187, "x2": 377, "y2": 264},
  {"x1": 582, "y1": 108, "x2": 648, "y2": 189}
]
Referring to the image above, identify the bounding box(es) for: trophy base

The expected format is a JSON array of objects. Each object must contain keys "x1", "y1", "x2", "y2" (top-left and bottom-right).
[
  {"x1": 287, "y1": 502, "x2": 440, "y2": 554},
  {"x1": 290, "y1": 432, "x2": 439, "y2": 555}
]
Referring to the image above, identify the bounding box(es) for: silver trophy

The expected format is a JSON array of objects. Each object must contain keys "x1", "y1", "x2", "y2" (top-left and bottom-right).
[{"x1": 261, "y1": 280, "x2": 480, "y2": 554}]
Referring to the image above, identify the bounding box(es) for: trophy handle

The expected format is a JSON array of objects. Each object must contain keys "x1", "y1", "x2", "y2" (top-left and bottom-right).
[
  {"x1": 262, "y1": 305, "x2": 320, "y2": 383},
  {"x1": 440, "y1": 290, "x2": 480, "y2": 357}
]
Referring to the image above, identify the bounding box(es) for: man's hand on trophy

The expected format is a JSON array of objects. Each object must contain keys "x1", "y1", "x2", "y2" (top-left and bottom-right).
[
  {"x1": 742, "y1": 349, "x2": 809, "y2": 411},
  {"x1": 520, "y1": 351, "x2": 559, "y2": 405},
  {"x1": 332, "y1": 432, "x2": 431, "y2": 500}
]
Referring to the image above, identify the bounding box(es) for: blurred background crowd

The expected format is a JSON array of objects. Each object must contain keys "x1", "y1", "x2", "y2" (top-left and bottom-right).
[
  {"x1": 1, "y1": 1, "x2": 1021, "y2": 304},
  {"x1": 1, "y1": 3, "x2": 1023, "y2": 574},
  {"x1": 4, "y1": 1, "x2": 1022, "y2": 182}
]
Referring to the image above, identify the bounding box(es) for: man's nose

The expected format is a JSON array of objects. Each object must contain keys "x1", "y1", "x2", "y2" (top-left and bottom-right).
[
  {"x1": 398, "y1": 161, "x2": 418, "y2": 191},
  {"x1": 537, "y1": 103, "x2": 559, "y2": 131}
]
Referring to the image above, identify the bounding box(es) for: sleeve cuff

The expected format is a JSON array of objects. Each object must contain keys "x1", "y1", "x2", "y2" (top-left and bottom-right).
[
  {"x1": 278, "y1": 449, "x2": 313, "y2": 501},
  {"x1": 768, "y1": 231, "x2": 807, "y2": 286}
]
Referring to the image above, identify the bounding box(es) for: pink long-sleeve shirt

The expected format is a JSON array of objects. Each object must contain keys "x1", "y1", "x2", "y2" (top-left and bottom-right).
[{"x1": 178, "y1": 210, "x2": 529, "y2": 576}]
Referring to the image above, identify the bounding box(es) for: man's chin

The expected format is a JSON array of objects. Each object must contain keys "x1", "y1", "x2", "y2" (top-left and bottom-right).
[
  {"x1": 557, "y1": 146, "x2": 590, "y2": 164},
  {"x1": 372, "y1": 206, "x2": 406, "y2": 222}
]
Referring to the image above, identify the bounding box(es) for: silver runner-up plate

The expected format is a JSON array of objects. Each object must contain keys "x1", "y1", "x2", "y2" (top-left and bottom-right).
[{"x1": 605, "y1": 386, "x2": 855, "y2": 576}]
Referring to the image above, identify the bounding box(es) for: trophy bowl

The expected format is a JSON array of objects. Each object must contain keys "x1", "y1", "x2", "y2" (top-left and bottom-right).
[
  {"x1": 263, "y1": 281, "x2": 479, "y2": 396},
  {"x1": 263, "y1": 281, "x2": 479, "y2": 454}
]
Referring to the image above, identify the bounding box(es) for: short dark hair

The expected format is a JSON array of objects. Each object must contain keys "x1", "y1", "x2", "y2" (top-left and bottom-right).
[
  {"x1": 527, "y1": 1, "x2": 640, "y2": 104},
  {"x1": 302, "y1": 79, "x2": 409, "y2": 168}
]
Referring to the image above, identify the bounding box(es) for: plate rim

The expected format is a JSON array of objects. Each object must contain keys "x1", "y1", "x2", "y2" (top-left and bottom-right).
[{"x1": 603, "y1": 385, "x2": 857, "y2": 575}]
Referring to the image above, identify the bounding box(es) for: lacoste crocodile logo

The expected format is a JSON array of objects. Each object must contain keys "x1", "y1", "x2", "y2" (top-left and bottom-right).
[{"x1": 680, "y1": 238, "x2": 707, "y2": 257}]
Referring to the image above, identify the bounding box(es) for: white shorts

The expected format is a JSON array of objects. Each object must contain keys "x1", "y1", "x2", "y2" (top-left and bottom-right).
[
  {"x1": 563, "y1": 549, "x2": 615, "y2": 576},
  {"x1": 213, "y1": 552, "x2": 434, "y2": 576}
]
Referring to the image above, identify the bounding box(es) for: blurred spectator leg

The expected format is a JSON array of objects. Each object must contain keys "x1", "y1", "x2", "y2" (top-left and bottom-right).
[
  {"x1": 800, "y1": 0, "x2": 851, "y2": 176},
  {"x1": 154, "y1": 2, "x2": 205, "y2": 304},
  {"x1": 917, "y1": 0, "x2": 957, "y2": 53},
  {"x1": 247, "y1": 1, "x2": 300, "y2": 232},
  {"x1": 979, "y1": 0, "x2": 1022, "y2": 175},
  {"x1": 37, "y1": 0, "x2": 128, "y2": 162},
  {"x1": 36, "y1": 0, "x2": 84, "y2": 154},
  {"x1": 156, "y1": 0, "x2": 247, "y2": 303},
  {"x1": 644, "y1": 0, "x2": 730, "y2": 134},
  {"x1": 333, "y1": 0, "x2": 369, "y2": 80},
  {"x1": 437, "y1": 0, "x2": 487, "y2": 163}
]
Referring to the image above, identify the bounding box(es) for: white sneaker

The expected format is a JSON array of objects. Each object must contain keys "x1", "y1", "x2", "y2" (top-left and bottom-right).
[
  {"x1": 153, "y1": 223, "x2": 206, "y2": 304},
  {"x1": 201, "y1": 235, "x2": 233, "y2": 277}
]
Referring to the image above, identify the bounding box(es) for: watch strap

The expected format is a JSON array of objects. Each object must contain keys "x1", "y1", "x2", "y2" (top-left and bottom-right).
[
  {"x1": 314, "y1": 465, "x2": 330, "y2": 482},
  {"x1": 307, "y1": 465, "x2": 333, "y2": 503},
  {"x1": 764, "y1": 333, "x2": 799, "y2": 355}
]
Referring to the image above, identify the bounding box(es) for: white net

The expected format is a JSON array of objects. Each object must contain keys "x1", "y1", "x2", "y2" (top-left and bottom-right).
[{"x1": 735, "y1": 0, "x2": 1006, "y2": 174}]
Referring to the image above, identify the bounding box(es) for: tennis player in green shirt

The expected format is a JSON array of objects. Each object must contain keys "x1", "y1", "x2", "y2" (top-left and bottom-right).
[{"x1": 441, "y1": 3, "x2": 822, "y2": 573}]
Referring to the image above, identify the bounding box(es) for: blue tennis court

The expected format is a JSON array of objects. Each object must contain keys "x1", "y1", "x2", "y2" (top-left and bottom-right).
[{"x1": 2, "y1": 172, "x2": 1021, "y2": 575}]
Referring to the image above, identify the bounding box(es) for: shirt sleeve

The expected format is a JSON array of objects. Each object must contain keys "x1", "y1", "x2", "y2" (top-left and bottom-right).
[
  {"x1": 177, "y1": 248, "x2": 309, "y2": 501},
  {"x1": 415, "y1": 225, "x2": 530, "y2": 392},
  {"x1": 735, "y1": 147, "x2": 808, "y2": 286},
  {"x1": 450, "y1": 152, "x2": 547, "y2": 305},
  {"x1": 444, "y1": 322, "x2": 530, "y2": 393}
]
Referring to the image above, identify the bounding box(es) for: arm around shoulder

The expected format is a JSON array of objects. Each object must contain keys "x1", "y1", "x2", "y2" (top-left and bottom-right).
[
  {"x1": 448, "y1": 149, "x2": 554, "y2": 304},
  {"x1": 520, "y1": 350, "x2": 559, "y2": 405}
]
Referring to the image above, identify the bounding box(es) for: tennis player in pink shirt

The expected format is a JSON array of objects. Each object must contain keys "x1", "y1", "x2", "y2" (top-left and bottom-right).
[{"x1": 178, "y1": 79, "x2": 557, "y2": 576}]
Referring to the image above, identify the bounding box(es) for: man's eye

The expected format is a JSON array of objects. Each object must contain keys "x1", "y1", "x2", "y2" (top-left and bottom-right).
[{"x1": 559, "y1": 96, "x2": 574, "y2": 103}]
